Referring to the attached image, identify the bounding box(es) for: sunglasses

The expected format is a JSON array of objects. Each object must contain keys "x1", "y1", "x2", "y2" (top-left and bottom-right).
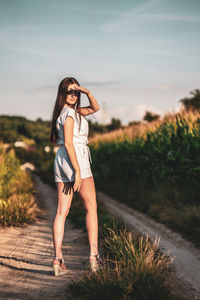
[{"x1": 65, "y1": 90, "x2": 80, "y2": 97}]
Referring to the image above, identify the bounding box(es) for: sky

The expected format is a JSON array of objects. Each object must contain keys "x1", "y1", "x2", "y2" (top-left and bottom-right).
[{"x1": 0, "y1": 0, "x2": 200, "y2": 125}]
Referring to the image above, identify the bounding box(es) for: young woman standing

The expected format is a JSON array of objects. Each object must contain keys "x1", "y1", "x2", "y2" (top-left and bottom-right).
[{"x1": 50, "y1": 77, "x2": 101, "y2": 276}]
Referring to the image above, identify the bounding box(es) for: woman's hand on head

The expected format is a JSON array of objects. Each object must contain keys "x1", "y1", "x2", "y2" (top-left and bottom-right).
[{"x1": 74, "y1": 84, "x2": 89, "y2": 95}]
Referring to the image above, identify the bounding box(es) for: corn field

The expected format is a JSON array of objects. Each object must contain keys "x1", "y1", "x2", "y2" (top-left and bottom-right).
[
  {"x1": 89, "y1": 109, "x2": 200, "y2": 247},
  {"x1": 90, "y1": 109, "x2": 200, "y2": 190}
]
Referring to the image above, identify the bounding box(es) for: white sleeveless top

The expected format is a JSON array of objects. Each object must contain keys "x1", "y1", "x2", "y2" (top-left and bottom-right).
[{"x1": 56, "y1": 106, "x2": 89, "y2": 145}]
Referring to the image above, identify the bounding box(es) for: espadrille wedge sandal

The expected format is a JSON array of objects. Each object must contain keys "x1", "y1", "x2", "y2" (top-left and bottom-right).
[
  {"x1": 89, "y1": 252, "x2": 104, "y2": 272},
  {"x1": 52, "y1": 257, "x2": 68, "y2": 276}
]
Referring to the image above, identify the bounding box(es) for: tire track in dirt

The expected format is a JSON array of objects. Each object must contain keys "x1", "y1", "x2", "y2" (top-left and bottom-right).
[
  {"x1": 97, "y1": 191, "x2": 200, "y2": 300},
  {"x1": 0, "y1": 174, "x2": 89, "y2": 300}
]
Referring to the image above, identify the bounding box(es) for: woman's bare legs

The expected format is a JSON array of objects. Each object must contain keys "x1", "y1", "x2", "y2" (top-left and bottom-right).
[
  {"x1": 78, "y1": 176, "x2": 98, "y2": 259},
  {"x1": 52, "y1": 181, "x2": 74, "y2": 266}
]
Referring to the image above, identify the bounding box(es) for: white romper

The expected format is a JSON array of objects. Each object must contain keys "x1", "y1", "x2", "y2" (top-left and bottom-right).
[{"x1": 54, "y1": 106, "x2": 93, "y2": 182}]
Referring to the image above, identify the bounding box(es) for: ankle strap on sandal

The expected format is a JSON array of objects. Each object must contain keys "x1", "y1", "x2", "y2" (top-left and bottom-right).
[
  {"x1": 90, "y1": 252, "x2": 100, "y2": 258},
  {"x1": 55, "y1": 256, "x2": 64, "y2": 263}
]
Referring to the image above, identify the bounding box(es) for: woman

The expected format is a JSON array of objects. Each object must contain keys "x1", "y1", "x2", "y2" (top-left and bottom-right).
[{"x1": 49, "y1": 76, "x2": 101, "y2": 276}]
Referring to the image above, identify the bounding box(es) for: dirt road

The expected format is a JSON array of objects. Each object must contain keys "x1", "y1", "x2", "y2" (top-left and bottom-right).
[
  {"x1": 0, "y1": 174, "x2": 89, "y2": 300},
  {"x1": 97, "y1": 191, "x2": 200, "y2": 299}
]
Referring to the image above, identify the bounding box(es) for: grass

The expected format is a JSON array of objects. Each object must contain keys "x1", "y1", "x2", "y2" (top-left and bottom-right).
[
  {"x1": 67, "y1": 193, "x2": 180, "y2": 300},
  {"x1": 0, "y1": 143, "x2": 39, "y2": 227},
  {"x1": 96, "y1": 180, "x2": 200, "y2": 248}
]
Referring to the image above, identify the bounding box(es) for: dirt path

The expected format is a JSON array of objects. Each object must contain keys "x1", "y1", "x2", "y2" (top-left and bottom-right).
[
  {"x1": 97, "y1": 191, "x2": 200, "y2": 299},
  {"x1": 0, "y1": 174, "x2": 89, "y2": 300}
]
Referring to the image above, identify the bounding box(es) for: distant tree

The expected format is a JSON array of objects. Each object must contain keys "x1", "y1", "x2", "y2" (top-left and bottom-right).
[
  {"x1": 179, "y1": 89, "x2": 200, "y2": 112},
  {"x1": 17, "y1": 123, "x2": 32, "y2": 138},
  {"x1": 143, "y1": 111, "x2": 160, "y2": 123},
  {"x1": 128, "y1": 120, "x2": 141, "y2": 126},
  {"x1": 88, "y1": 120, "x2": 107, "y2": 137},
  {"x1": 107, "y1": 118, "x2": 121, "y2": 131},
  {"x1": 36, "y1": 117, "x2": 43, "y2": 123},
  {"x1": 17, "y1": 124, "x2": 28, "y2": 135}
]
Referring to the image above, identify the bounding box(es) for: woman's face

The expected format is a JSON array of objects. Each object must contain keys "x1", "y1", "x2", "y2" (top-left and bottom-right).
[{"x1": 65, "y1": 83, "x2": 79, "y2": 107}]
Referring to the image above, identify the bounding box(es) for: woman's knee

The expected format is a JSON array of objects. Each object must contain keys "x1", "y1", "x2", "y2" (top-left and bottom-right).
[
  {"x1": 56, "y1": 208, "x2": 70, "y2": 218},
  {"x1": 84, "y1": 202, "x2": 97, "y2": 214}
]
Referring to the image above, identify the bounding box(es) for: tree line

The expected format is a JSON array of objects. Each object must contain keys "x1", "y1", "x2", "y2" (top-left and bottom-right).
[{"x1": 0, "y1": 89, "x2": 199, "y2": 146}]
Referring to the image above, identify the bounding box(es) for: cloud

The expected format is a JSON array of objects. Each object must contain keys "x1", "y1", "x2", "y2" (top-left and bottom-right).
[
  {"x1": 142, "y1": 13, "x2": 200, "y2": 22},
  {"x1": 133, "y1": 0, "x2": 162, "y2": 13},
  {"x1": 138, "y1": 48, "x2": 191, "y2": 59},
  {"x1": 91, "y1": 103, "x2": 131, "y2": 125},
  {"x1": 131, "y1": 102, "x2": 182, "y2": 122},
  {"x1": 22, "y1": 80, "x2": 123, "y2": 96},
  {"x1": 134, "y1": 104, "x2": 162, "y2": 119},
  {"x1": 94, "y1": 102, "x2": 164, "y2": 125},
  {"x1": 100, "y1": 0, "x2": 200, "y2": 34},
  {"x1": 47, "y1": 0, "x2": 160, "y2": 17},
  {"x1": 146, "y1": 85, "x2": 173, "y2": 91},
  {"x1": 25, "y1": 84, "x2": 56, "y2": 94},
  {"x1": 82, "y1": 80, "x2": 120, "y2": 88},
  {"x1": 47, "y1": 4, "x2": 125, "y2": 17},
  {"x1": 101, "y1": 12, "x2": 200, "y2": 33},
  {"x1": 1, "y1": 42, "x2": 65, "y2": 61},
  {"x1": 0, "y1": 25, "x2": 40, "y2": 32}
]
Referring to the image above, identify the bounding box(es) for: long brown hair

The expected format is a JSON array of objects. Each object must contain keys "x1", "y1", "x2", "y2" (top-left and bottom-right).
[{"x1": 49, "y1": 77, "x2": 82, "y2": 145}]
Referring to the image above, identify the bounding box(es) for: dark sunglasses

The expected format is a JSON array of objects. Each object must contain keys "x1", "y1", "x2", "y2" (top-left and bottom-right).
[{"x1": 65, "y1": 90, "x2": 80, "y2": 96}]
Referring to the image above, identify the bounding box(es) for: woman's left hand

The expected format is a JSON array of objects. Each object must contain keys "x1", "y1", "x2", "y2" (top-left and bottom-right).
[{"x1": 74, "y1": 84, "x2": 90, "y2": 95}]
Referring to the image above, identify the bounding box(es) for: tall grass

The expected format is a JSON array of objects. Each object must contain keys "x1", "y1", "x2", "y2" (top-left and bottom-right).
[
  {"x1": 0, "y1": 143, "x2": 39, "y2": 227},
  {"x1": 68, "y1": 195, "x2": 178, "y2": 300}
]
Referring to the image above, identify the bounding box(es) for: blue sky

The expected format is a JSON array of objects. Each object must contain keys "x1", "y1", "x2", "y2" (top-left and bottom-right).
[{"x1": 0, "y1": 0, "x2": 199, "y2": 125}]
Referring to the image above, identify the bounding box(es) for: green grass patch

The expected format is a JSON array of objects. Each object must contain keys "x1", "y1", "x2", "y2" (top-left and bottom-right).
[{"x1": 0, "y1": 144, "x2": 39, "y2": 227}]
